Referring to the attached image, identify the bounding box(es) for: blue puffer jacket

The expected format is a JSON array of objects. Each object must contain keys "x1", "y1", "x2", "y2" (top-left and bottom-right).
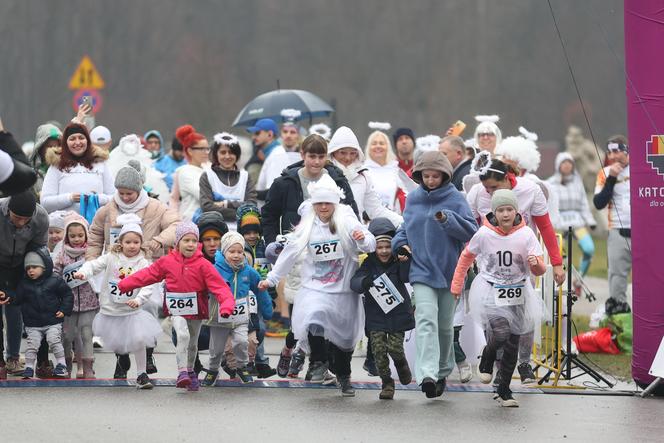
[
  {"x1": 392, "y1": 183, "x2": 477, "y2": 289},
  {"x1": 9, "y1": 248, "x2": 74, "y2": 327},
  {"x1": 211, "y1": 251, "x2": 272, "y2": 326}
]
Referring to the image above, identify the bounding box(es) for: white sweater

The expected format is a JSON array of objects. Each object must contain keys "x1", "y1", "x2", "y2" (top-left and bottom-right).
[
  {"x1": 40, "y1": 162, "x2": 116, "y2": 213},
  {"x1": 78, "y1": 251, "x2": 153, "y2": 316},
  {"x1": 266, "y1": 207, "x2": 376, "y2": 294}
]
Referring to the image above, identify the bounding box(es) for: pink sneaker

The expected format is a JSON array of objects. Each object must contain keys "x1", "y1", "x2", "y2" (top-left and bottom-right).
[
  {"x1": 176, "y1": 371, "x2": 191, "y2": 388},
  {"x1": 187, "y1": 371, "x2": 200, "y2": 391}
]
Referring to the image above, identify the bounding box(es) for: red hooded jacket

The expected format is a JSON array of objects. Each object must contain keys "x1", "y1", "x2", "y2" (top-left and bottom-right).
[{"x1": 119, "y1": 244, "x2": 234, "y2": 320}]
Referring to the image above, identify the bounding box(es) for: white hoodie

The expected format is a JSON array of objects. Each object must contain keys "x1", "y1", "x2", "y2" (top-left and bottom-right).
[{"x1": 328, "y1": 126, "x2": 403, "y2": 227}]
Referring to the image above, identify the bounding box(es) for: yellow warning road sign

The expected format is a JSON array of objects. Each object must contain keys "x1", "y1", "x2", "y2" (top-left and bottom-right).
[{"x1": 68, "y1": 56, "x2": 105, "y2": 90}]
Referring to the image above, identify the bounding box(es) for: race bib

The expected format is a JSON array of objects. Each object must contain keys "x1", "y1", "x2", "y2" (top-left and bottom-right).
[
  {"x1": 219, "y1": 298, "x2": 249, "y2": 323},
  {"x1": 109, "y1": 280, "x2": 136, "y2": 303},
  {"x1": 368, "y1": 273, "x2": 404, "y2": 314},
  {"x1": 165, "y1": 292, "x2": 198, "y2": 316},
  {"x1": 62, "y1": 260, "x2": 86, "y2": 289},
  {"x1": 109, "y1": 227, "x2": 121, "y2": 245},
  {"x1": 309, "y1": 239, "x2": 344, "y2": 262},
  {"x1": 248, "y1": 293, "x2": 258, "y2": 314},
  {"x1": 493, "y1": 282, "x2": 525, "y2": 307}
]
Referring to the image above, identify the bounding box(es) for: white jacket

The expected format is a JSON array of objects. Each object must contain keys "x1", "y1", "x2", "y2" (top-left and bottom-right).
[
  {"x1": 78, "y1": 251, "x2": 153, "y2": 316},
  {"x1": 40, "y1": 162, "x2": 115, "y2": 213},
  {"x1": 256, "y1": 145, "x2": 300, "y2": 191},
  {"x1": 348, "y1": 168, "x2": 403, "y2": 228},
  {"x1": 175, "y1": 164, "x2": 204, "y2": 221}
]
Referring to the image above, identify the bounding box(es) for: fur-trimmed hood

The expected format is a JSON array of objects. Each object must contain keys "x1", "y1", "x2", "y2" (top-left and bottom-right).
[{"x1": 44, "y1": 144, "x2": 109, "y2": 167}]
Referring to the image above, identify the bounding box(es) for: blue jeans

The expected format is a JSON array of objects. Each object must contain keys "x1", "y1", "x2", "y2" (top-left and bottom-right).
[
  {"x1": 412, "y1": 284, "x2": 456, "y2": 383},
  {"x1": 2, "y1": 304, "x2": 23, "y2": 359}
]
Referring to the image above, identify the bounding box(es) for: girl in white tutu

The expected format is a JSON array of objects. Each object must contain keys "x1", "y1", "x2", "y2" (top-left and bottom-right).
[
  {"x1": 258, "y1": 174, "x2": 375, "y2": 397},
  {"x1": 74, "y1": 214, "x2": 162, "y2": 389},
  {"x1": 450, "y1": 189, "x2": 546, "y2": 407}
]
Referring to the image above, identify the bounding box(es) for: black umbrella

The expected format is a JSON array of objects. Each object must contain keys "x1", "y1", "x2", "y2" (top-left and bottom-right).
[{"x1": 232, "y1": 89, "x2": 334, "y2": 127}]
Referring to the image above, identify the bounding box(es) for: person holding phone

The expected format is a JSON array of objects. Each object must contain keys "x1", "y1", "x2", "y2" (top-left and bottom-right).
[{"x1": 40, "y1": 104, "x2": 115, "y2": 214}]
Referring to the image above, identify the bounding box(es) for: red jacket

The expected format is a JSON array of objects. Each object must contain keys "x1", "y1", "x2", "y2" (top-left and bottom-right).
[{"x1": 118, "y1": 245, "x2": 234, "y2": 320}]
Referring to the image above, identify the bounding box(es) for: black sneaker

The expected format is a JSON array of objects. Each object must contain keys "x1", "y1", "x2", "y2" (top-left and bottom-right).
[
  {"x1": 496, "y1": 386, "x2": 519, "y2": 407},
  {"x1": 221, "y1": 361, "x2": 236, "y2": 379},
  {"x1": 435, "y1": 378, "x2": 446, "y2": 397},
  {"x1": 338, "y1": 376, "x2": 355, "y2": 397},
  {"x1": 256, "y1": 363, "x2": 277, "y2": 379},
  {"x1": 146, "y1": 348, "x2": 157, "y2": 375},
  {"x1": 420, "y1": 377, "x2": 437, "y2": 398},
  {"x1": 246, "y1": 362, "x2": 258, "y2": 376},
  {"x1": 518, "y1": 362, "x2": 536, "y2": 384},
  {"x1": 236, "y1": 367, "x2": 254, "y2": 384},
  {"x1": 478, "y1": 346, "x2": 494, "y2": 384},
  {"x1": 201, "y1": 370, "x2": 219, "y2": 387},
  {"x1": 362, "y1": 358, "x2": 379, "y2": 377},
  {"x1": 114, "y1": 354, "x2": 130, "y2": 379},
  {"x1": 136, "y1": 373, "x2": 154, "y2": 390}
]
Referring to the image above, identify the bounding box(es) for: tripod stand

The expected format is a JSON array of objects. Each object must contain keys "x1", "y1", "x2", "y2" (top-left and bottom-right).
[{"x1": 536, "y1": 227, "x2": 614, "y2": 387}]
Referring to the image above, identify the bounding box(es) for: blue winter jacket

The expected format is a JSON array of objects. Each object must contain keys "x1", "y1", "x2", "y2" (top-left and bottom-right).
[
  {"x1": 392, "y1": 183, "x2": 477, "y2": 289},
  {"x1": 213, "y1": 251, "x2": 273, "y2": 320}
]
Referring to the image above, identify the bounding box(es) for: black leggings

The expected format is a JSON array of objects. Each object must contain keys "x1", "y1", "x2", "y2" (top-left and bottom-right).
[
  {"x1": 308, "y1": 333, "x2": 353, "y2": 378},
  {"x1": 484, "y1": 317, "x2": 520, "y2": 389}
]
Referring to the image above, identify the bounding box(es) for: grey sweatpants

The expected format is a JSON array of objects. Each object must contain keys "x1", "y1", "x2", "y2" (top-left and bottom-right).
[
  {"x1": 63, "y1": 310, "x2": 97, "y2": 359},
  {"x1": 25, "y1": 324, "x2": 65, "y2": 369},
  {"x1": 172, "y1": 317, "x2": 203, "y2": 372},
  {"x1": 208, "y1": 323, "x2": 249, "y2": 371},
  {"x1": 607, "y1": 229, "x2": 632, "y2": 303}
]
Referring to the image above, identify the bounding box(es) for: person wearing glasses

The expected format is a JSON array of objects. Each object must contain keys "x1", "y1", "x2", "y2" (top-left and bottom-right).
[
  {"x1": 170, "y1": 125, "x2": 210, "y2": 221},
  {"x1": 593, "y1": 135, "x2": 632, "y2": 315}
]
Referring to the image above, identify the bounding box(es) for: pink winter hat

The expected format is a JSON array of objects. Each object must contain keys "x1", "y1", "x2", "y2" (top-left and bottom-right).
[{"x1": 175, "y1": 221, "x2": 199, "y2": 246}]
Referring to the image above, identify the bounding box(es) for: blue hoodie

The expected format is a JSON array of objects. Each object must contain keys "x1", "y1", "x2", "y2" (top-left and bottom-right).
[
  {"x1": 392, "y1": 183, "x2": 477, "y2": 289},
  {"x1": 213, "y1": 251, "x2": 273, "y2": 320}
]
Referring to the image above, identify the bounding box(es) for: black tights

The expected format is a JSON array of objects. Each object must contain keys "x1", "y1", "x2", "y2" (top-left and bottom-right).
[
  {"x1": 308, "y1": 333, "x2": 353, "y2": 378},
  {"x1": 484, "y1": 317, "x2": 520, "y2": 389}
]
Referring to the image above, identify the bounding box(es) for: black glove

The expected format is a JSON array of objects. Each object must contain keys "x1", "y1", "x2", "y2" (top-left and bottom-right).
[{"x1": 0, "y1": 131, "x2": 37, "y2": 197}]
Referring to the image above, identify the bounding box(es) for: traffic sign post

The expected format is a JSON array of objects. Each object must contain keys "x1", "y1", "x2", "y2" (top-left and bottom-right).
[{"x1": 69, "y1": 56, "x2": 105, "y2": 90}]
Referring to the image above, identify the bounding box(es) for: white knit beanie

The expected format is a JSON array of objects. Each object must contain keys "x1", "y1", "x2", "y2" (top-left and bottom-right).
[
  {"x1": 116, "y1": 213, "x2": 143, "y2": 241},
  {"x1": 327, "y1": 126, "x2": 364, "y2": 161},
  {"x1": 220, "y1": 231, "x2": 245, "y2": 255},
  {"x1": 491, "y1": 189, "x2": 519, "y2": 212},
  {"x1": 308, "y1": 174, "x2": 345, "y2": 204},
  {"x1": 48, "y1": 210, "x2": 69, "y2": 230}
]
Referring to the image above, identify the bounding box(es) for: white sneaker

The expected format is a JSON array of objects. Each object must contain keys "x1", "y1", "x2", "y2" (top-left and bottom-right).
[{"x1": 458, "y1": 362, "x2": 473, "y2": 383}]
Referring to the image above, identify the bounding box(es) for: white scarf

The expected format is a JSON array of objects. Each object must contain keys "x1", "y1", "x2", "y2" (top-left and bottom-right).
[
  {"x1": 113, "y1": 189, "x2": 150, "y2": 214},
  {"x1": 331, "y1": 159, "x2": 363, "y2": 183}
]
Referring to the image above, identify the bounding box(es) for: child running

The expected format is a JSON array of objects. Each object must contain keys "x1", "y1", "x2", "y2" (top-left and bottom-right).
[
  {"x1": 451, "y1": 189, "x2": 546, "y2": 407},
  {"x1": 0, "y1": 249, "x2": 73, "y2": 379},
  {"x1": 53, "y1": 213, "x2": 99, "y2": 378},
  {"x1": 202, "y1": 231, "x2": 273, "y2": 386},
  {"x1": 350, "y1": 217, "x2": 414, "y2": 400},
  {"x1": 258, "y1": 174, "x2": 376, "y2": 397},
  {"x1": 119, "y1": 221, "x2": 235, "y2": 391},
  {"x1": 74, "y1": 214, "x2": 162, "y2": 389}
]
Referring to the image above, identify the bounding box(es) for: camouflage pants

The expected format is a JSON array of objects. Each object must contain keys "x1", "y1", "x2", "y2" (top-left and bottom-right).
[{"x1": 369, "y1": 331, "x2": 406, "y2": 379}]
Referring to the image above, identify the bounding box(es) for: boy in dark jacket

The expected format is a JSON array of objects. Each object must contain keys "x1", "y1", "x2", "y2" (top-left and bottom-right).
[
  {"x1": 0, "y1": 248, "x2": 73, "y2": 378},
  {"x1": 351, "y1": 218, "x2": 415, "y2": 399}
]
